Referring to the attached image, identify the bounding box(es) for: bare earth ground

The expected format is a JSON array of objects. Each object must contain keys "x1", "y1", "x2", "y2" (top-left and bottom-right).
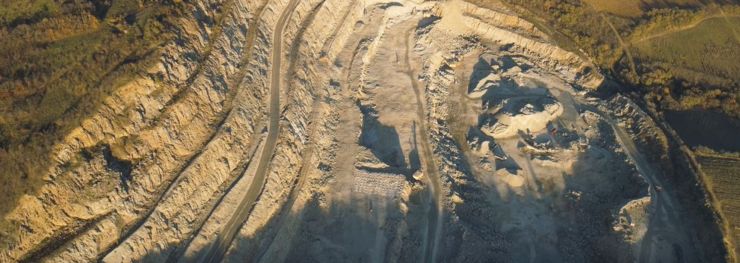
[{"x1": 0, "y1": 0, "x2": 729, "y2": 262}]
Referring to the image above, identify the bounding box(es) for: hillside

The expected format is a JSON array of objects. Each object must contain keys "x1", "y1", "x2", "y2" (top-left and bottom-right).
[{"x1": 0, "y1": 0, "x2": 736, "y2": 262}]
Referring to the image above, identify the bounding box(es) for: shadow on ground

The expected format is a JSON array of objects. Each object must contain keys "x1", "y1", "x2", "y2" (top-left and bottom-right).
[
  {"x1": 359, "y1": 103, "x2": 407, "y2": 169},
  {"x1": 127, "y1": 120, "x2": 728, "y2": 263},
  {"x1": 130, "y1": 88, "x2": 728, "y2": 263}
]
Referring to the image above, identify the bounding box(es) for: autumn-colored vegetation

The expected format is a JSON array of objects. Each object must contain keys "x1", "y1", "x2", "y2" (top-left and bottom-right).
[{"x1": 0, "y1": 0, "x2": 180, "y2": 218}]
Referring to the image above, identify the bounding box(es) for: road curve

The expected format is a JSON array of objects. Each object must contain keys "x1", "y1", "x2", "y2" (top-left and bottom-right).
[{"x1": 201, "y1": 1, "x2": 300, "y2": 262}]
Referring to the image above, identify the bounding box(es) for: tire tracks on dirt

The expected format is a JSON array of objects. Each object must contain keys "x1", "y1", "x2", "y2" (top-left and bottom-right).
[
  {"x1": 404, "y1": 27, "x2": 443, "y2": 263},
  {"x1": 598, "y1": 13, "x2": 638, "y2": 77}
]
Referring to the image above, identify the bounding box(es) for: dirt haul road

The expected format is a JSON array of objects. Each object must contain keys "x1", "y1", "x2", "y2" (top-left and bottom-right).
[
  {"x1": 606, "y1": 116, "x2": 698, "y2": 263},
  {"x1": 403, "y1": 28, "x2": 443, "y2": 263},
  {"x1": 202, "y1": 1, "x2": 299, "y2": 262}
]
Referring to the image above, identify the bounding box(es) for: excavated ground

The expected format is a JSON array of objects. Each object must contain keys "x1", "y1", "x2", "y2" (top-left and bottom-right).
[{"x1": 0, "y1": 0, "x2": 727, "y2": 262}]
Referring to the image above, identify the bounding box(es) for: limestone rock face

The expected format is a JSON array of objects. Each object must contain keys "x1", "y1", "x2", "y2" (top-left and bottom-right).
[{"x1": 0, "y1": 0, "x2": 723, "y2": 263}]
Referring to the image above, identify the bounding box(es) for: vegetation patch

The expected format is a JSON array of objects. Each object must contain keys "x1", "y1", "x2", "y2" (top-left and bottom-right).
[
  {"x1": 583, "y1": 0, "x2": 712, "y2": 17},
  {"x1": 698, "y1": 155, "x2": 740, "y2": 259},
  {"x1": 470, "y1": 0, "x2": 739, "y2": 118},
  {"x1": 0, "y1": 0, "x2": 182, "y2": 219},
  {"x1": 633, "y1": 18, "x2": 740, "y2": 80},
  {"x1": 0, "y1": 0, "x2": 60, "y2": 26}
]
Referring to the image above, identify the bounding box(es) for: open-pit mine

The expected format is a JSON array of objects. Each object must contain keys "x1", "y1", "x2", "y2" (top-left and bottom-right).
[{"x1": 0, "y1": 0, "x2": 731, "y2": 262}]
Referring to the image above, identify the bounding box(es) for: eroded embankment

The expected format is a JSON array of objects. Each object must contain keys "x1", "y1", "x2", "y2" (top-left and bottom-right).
[
  {"x1": 2, "y1": 0, "x2": 270, "y2": 261},
  {"x1": 0, "y1": 0, "x2": 726, "y2": 262}
]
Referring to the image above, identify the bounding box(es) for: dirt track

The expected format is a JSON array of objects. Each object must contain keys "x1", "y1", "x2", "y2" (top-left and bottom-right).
[
  {"x1": 201, "y1": 0, "x2": 300, "y2": 261},
  {"x1": 607, "y1": 117, "x2": 697, "y2": 263},
  {"x1": 404, "y1": 26, "x2": 443, "y2": 263}
]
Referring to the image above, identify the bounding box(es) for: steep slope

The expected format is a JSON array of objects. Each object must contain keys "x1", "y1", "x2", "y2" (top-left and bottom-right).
[{"x1": 0, "y1": 0, "x2": 729, "y2": 262}]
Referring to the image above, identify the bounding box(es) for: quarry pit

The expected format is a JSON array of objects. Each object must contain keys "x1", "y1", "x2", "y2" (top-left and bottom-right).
[{"x1": 0, "y1": 0, "x2": 728, "y2": 262}]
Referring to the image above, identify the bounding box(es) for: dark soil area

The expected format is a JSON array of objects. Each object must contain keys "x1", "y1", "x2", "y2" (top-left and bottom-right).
[{"x1": 664, "y1": 110, "x2": 740, "y2": 152}]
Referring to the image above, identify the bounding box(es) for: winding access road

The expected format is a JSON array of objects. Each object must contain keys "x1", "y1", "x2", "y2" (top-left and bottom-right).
[
  {"x1": 606, "y1": 117, "x2": 697, "y2": 263},
  {"x1": 201, "y1": 1, "x2": 299, "y2": 262}
]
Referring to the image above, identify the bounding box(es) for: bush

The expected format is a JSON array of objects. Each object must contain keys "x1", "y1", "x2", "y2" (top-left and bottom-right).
[{"x1": 0, "y1": 0, "x2": 60, "y2": 26}]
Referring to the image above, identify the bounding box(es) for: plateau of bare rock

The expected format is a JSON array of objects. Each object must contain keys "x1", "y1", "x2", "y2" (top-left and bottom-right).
[{"x1": 0, "y1": 0, "x2": 732, "y2": 262}]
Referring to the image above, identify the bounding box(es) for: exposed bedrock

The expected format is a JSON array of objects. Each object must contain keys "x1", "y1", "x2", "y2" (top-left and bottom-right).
[{"x1": 0, "y1": 0, "x2": 725, "y2": 262}]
